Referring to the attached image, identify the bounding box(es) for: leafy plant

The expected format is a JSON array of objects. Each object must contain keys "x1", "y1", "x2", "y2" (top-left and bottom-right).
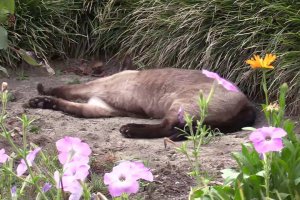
[
  {"x1": 189, "y1": 54, "x2": 300, "y2": 199},
  {"x1": 0, "y1": 0, "x2": 15, "y2": 75},
  {"x1": 167, "y1": 69, "x2": 239, "y2": 198},
  {"x1": 0, "y1": 81, "x2": 155, "y2": 200}
]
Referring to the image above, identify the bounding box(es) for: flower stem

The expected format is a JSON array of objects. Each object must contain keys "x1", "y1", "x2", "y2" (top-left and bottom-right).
[
  {"x1": 1, "y1": 90, "x2": 7, "y2": 116},
  {"x1": 264, "y1": 153, "x2": 272, "y2": 199},
  {"x1": 0, "y1": 92, "x2": 49, "y2": 200},
  {"x1": 262, "y1": 71, "x2": 269, "y2": 106}
]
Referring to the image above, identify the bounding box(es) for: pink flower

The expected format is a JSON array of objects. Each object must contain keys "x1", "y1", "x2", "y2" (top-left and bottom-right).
[
  {"x1": 55, "y1": 136, "x2": 92, "y2": 200},
  {"x1": 63, "y1": 161, "x2": 90, "y2": 181},
  {"x1": 202, "y1": 70, "x2": 239, "y2": 92},
  {"x1": 56, "y1": 136, "x2": 91, "y2": 165},
  {"x1": 11, "y1": 185, "x2": 17, "y2": 198},
  {"x1": 54, "y1": 170, "x2": 84, "y2": 200},
  {"x1": 42, "y1": 182, "x2": 52, "y2": 192},
  {"x1": 0, "y1": 148, "x2": 9, "y2": 163},
  {"x1": 54, "y1": 161, "x2": 90, "y2": 200},
  {"x1": 17, "y1": 147, "x2": 41, "y2": 176},
  {"x1": 104, "y1": 161, "x2": 153, "y2": 197},
  {"x1": 249, "y1": 127, "x2": 287, "y2": 154},
  {"x1": 114, "y1": 161, "x2": 153, "y2": 181}
]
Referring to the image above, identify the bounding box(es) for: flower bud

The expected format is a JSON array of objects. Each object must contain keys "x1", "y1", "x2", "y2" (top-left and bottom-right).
[
  {"x1": 266, "y1": 102, "x2": 279, "y2": 112},
  {"x1": 1, "y1": 82, "x2": 8, "y2": 92}
]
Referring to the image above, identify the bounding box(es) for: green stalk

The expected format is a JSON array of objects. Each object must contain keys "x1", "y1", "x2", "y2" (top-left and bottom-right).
[
  {"x1": 193, "y1": 83, "x2": 215, "y2": 185},
  {"x1": 238, "y1": 180, "x2": 245, "y2": 200},
  {"x1": 264, "y1": 153, "x2": 272, "y2": 199},
  {"x1": 81, "y1": 181, "x2": 91, "y2": 200},
  {"x1": 22, "y1": 121, "x2": 27, "y2": 153},
  {"x1": 262, "y1": 70, "x2": 272, "y2": 126},
  {"x1": 0, "y1": 124, "x2": 49, "y2": 199},
  {"x1": 262, "y1": 71, "x2": 269, "y2": 106},
  {"x1": 0, "y1": 92, "x2": 49, "y2": 200},
  {"x1": 1, "y1": 90, "x2": 7, "y2": 116}
]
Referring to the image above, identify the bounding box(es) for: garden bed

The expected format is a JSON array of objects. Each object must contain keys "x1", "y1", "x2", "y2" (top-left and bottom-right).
[{"x1": 0, "y1": 61, "x2": 274, "y2": 199}]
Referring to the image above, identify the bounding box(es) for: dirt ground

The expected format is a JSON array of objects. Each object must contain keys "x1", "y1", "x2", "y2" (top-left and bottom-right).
[{"x1": 0, "y1": 60, "x2": 296, "y2": 199}]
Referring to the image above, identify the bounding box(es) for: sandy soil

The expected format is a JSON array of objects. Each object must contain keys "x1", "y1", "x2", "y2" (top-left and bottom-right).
[{"x1": 0, "y1": 62, "x2": 281, "y2": 199}]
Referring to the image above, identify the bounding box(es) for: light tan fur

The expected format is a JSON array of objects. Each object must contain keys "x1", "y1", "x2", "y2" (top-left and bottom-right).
[{"x1": 26, "y1": 68, "x2": 256, "y2": 140}]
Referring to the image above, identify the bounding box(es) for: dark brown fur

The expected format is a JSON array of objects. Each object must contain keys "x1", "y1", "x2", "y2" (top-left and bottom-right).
[{"x1": 25, "y1": 68, "x2": 256, "y2": 140}]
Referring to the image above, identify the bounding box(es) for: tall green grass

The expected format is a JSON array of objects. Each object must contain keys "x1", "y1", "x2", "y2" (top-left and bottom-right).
[
  {"x1": 0, "y1": 0, "x2": 299, "y2": 114},
  {"x1": 0, "y1": 0, "x2": 82, "y2": 66},
  {"x1": 93, "y1": 0, "x2": 300, "y2": 114}
]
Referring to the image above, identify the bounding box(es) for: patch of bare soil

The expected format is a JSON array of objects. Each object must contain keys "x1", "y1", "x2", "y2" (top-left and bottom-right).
[{"x1": 0, "y1": 60, "x2": 279, "y2": 199}]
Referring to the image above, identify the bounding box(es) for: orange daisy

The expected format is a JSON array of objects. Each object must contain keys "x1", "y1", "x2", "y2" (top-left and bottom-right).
[{"x1": 246, "y1": 54, "x2": 276, "y2": 69}]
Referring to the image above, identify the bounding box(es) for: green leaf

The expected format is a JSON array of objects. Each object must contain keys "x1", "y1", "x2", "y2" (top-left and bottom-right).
[
  {"x1": 295, "y1": 177, "x2": 300, "y2": 185},
  {"x1": 255, "y1": 170, "x2": 265, "y2": 177},
  {"x1": 190, "y1": 189, "x2": 204, "y2": 199},
  {"x1": 283, "y1": 120, "x2": 298, "y2": 142},
  {"x1": 0, "y1": 9, "x2": 9, "y2": 23},
  {"x1": 275, "y1": 192, "x2": 290, "y2": 200},
  {"x1": 211, "y1": 186, "x2": 233, "y2": 199},
  {"x1": 221, "y1": 168, "x2": 239, "y2": 184},
  {"x1": 276, "y1": 83, "x2": 288, "y2": 126},
  {"x1": 0, "y1": 65, "x2": 8, "y2": 76},
  {"x1": 0, "y1": 26, "x2": 8, "y2": 49},
  {"x1": 17, "y1": 49, "x2": 41, "y2": 66},
  {"x1": 242, "y1": 127, "x2": 256, "y2": 131},
  {"x1": 0, "y1": 0, "x2": 15, "y2": 14}
]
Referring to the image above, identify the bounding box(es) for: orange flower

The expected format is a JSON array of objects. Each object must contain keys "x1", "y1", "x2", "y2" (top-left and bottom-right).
[{"x1": 246, "y1": 54, "x2": 276, "y2": 69}]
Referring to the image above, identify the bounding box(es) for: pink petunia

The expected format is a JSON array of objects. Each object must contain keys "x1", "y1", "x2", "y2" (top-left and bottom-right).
[
  {"x1": 54, "y1": 160, "x2": 90, "y2": 200},
  {"x1": 56, "y1": 136, "x2": 91, "y2": 165},
  {"x1": 104, "y1": 161, "x2": 153, "y2": 197},
  {"x1": 202, "y1": 70, "x2": 239, "y2": 92},
  {"x1": 17, "y1": 147, "x2": 41, "y2": 176},
  {"x1": 54, "y1": 136, "x2": 92, "y2": 200},
  {"x1": 11, "y1": 185, "x2": 17, "y2": 198},
  {"x1": 113, "y1": 161, "x2": 153, "y2": 182},
  {"x1": 42, "y1": 182, "x2": 52, "y2": 193},
  {"x1": 0, "y1": 148, "x2": 9, "y2": 163},
  {"x1": 54, "y1": 170, "x2": 83, "y2": 200},
  {"x1": 249, "y1": 127, "x2": 287, "y2": 154},
  {"x1": 63, "y1": 161, "x2": 90, "y2": 181}
]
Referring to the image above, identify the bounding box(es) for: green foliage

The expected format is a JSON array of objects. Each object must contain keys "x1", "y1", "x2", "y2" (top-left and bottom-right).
[
  {"x1": 0, "y1": 0, "x2": 14, "y2": 50},
  {"x1": 176, "y1": 83, "x2": 223, "y2": 196},
  {"x1": 0, "y1": 84, "x2": 89, "y2": 200},
  {"x1": 200, "y1": 127, "x2": 300, "y2": 200},
  {"x1": 0, "y1": 65, "x2": 8, "y2": 76},
  {"x1": 0, "y1": 0, "x2": 82, "y2": 67},
  {"x1": 0, "y1": 0, "x2": 15, "y2": 15},
  {"x1": 90, "y1": 172, "x2": 108, "y2": 195},
  {"x1": 0, "y1": 26, "x2": 8, "y2": 50},
  {"x1": 0, "y1": 0, "x2": 299, "y2": 113},
  {"x1": 17, "y1": 49, "x2": 41, "y2": 66},
  {"x1": 0, "y1": 0, "x2": 47, "y2": 76},
  {"x1": 188, "y1": 64, "x2": 300, "y2": 199}
]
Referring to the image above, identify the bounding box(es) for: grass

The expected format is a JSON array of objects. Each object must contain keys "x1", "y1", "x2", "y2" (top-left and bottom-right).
[
  {"x1": 0, "y1": 0, "x2": 83, "y2": 67},
  {"x1": 92, "y1": 0, "x2": 300, "y2": 114},
  {"x1": 0, "y1": 0, "x2": 299, "y2": 114}
]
